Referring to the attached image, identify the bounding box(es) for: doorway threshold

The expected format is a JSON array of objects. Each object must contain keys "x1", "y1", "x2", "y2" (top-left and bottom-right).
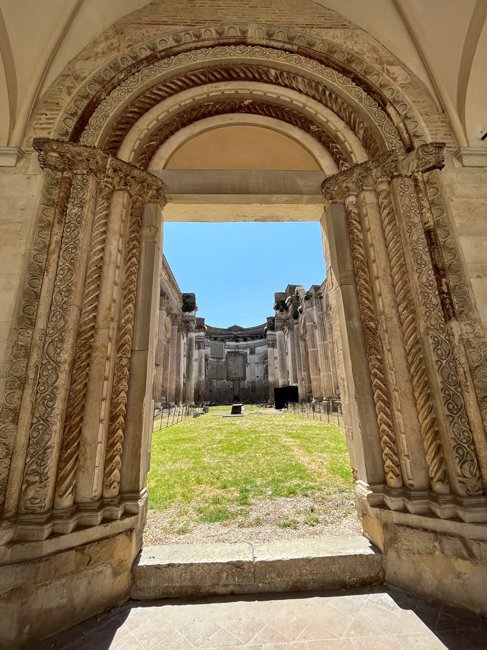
[{"x1": 131, "y1": 535, "x2": 383, "y2": 600}]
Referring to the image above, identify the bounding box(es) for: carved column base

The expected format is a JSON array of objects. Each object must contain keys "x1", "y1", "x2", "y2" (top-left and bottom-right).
[
  {"x1": 6, "y1": 490, "x2": 148, "y2": 543},
  {"x1": 360, "y1": 482, "x2": 487, "y2": 522}
]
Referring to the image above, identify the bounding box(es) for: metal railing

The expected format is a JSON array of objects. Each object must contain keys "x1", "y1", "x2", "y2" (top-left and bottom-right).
[
  {"x1": 153, "y1": 404, "x2": 205, "y2": 430},
  {"x1": 289, "y1": 399, "x2": 343, "y2": 427}
]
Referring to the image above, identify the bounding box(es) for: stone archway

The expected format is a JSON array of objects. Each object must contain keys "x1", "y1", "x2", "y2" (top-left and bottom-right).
[{"x1": 1, "y1": 21, "x2": 487, "y2": 646}]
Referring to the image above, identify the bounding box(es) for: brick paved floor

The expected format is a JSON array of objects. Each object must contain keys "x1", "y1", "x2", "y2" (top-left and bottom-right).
[{"x1": 29, "y1": 586, "x2": 487, "y2": 649}]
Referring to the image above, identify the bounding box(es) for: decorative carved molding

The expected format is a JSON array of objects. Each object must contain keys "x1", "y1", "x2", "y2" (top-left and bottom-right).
[
  {"x1": 134, "y1": 97, "x2": 352, "y2": 171},
  {"x1": 424, "y1": 170, "x2": 487, "y2": 437},
  {"x1": 344, "y1": 194, "x2": 402, "y2": 488},
  {"x1": 103, "y1": 198, "x2": 144, "y2": 498},
  {"x1": 0, "y1": 171, "x2": 71, "y2": 512},
  {"x1": 95, "y1": 61, "x2": 388, "y2": 158},
  {"x1": 54, "y1": 181, "x2": 113, "y2": 509},
  {"x1": 321, "y1": 144, "x2": 445, "y2": 200},
  {"x1": 33, "y1": 138, "x2": 166, "y2": 205},
  {"x1": 33, "y1": 138, "x2": 107, "y2": 179},
  {"x1": 393, "y1": 176, "x2": 483, "y2": 496},
  {"x1": 38, "y1": 25, "x2": 426, "y2": 149},
  {"x1": 375, "y1": 181, "x2": 449, "y2": 493},
  {"x1": 19, "y1": 173, "x2": 97, "y2": 513}
]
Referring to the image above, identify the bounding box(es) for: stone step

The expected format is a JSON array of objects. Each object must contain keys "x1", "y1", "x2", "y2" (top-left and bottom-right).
[{"x1": 131, "y1": 535, "x2": 383, "y2": 600}]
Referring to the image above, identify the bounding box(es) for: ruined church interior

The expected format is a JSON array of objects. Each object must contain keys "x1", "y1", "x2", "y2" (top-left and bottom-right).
[{"x1": 1, "y1": 0, "x2": 487, "y2": 647}]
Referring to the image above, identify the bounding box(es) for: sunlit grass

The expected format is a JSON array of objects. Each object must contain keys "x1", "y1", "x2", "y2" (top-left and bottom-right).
[{"x1": 148, "y1": 405, "x2": 353, "y2": 533}]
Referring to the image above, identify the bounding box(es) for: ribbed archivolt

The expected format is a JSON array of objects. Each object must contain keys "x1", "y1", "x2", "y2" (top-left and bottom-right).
[
  {"x1": 103, "y1": 198, "x2": 143, "y2": 498},
  {"x1": 377, "y1": 184, "x2": 449, "y2": 494},
  {"x1": 344, "y1": 194, "x2": 402, "y2": 488},
  {"x1": 55, "y1": 183, "x2": 112, "y2": 509}
]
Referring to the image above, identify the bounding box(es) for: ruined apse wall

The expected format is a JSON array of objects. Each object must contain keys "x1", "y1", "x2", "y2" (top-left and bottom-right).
[
  {"x1": 154, "y1": 263, "x2": 269, "y2": 406},
  {"x1": 204, "y1": 325, "x2": 268, "y2": 404},
  {"x1": 267, "y1": 282, "x2": 340, "y2": 403}
]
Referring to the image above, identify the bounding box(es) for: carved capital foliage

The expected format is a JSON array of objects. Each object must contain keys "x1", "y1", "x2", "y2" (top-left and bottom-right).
[
  {"x1": 109, "y1": 158, "x2": 166, "y2": 205},
  {"x1": 33, "y1": 138, "x2": 166, "y2": 205},
  {"x1": 321, "y1": 143, "x2": 446, "y2": 202},
  {"x1": 33, "y1": 138, "x2": 108, "y2": 179}
]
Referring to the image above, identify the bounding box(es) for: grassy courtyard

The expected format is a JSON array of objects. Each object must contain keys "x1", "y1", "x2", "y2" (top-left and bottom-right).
[{"x1": 145, "y1": 405, "x2": 359, "y2": 544}]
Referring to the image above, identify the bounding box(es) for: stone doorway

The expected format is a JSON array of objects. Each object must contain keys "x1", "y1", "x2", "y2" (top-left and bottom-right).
[{"x1": 1, "y1": 20, "x2": 487, "y2": 646}]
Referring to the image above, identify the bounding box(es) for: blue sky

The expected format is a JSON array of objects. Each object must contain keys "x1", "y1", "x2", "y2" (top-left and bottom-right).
[{"x1": 163, "y1": 222, "x2": 326, "y2": 328}]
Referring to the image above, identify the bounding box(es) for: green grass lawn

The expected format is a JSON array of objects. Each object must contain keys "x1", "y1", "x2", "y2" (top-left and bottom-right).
[{"x1": 147, "y1": 405, "x2": 354, "y2": 535}]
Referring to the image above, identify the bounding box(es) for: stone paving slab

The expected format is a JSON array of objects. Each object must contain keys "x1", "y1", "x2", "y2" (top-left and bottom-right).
[
  {"x1": 28, "y1": 585, "x2": 487, "y2": 649},
  {"x1": 132, "y1": 536, "x2": 383, "y2": 600}
]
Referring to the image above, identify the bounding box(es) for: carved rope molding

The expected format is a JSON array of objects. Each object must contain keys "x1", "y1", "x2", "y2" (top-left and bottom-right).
[
  {"x1": 103, "y1": 198, "x2": 144, "y2": 498},
  {"x1": 54, "y1": 180, "x2": 113, "y2": 510},
  {"x1": 99, "y1": 63, "x2": 384, "y2": 159},
  {"x1": 393, "y1": 176, "x2": 483, "y2": 496},
  {"x1": 53, "y1": 152, "x2": 164, "y2": 508},
  {"x1": 134, "y1": 97, "x2": 352, "y2": 171},
  {"x1": 33, "y1": 24, "x2": 427, "y2": 149},
  {"x1": 322, "y1": 144, "x2": 484, "y2": 497},
  {"x1": 357, "y1": 149, "x2": 449, "y2": 493},
  {"x1": 375, "y1": 179, "x2": 449, "y2": 493},
  {"x1": 322, "y1": 173, "x2": 403, "y2": 488},
  {"x1": 424, "y1": 170, "x2": 487, "y2": 441},
  {"x1": 19, "y1": 172, "x2": 97, "y2": 514}
]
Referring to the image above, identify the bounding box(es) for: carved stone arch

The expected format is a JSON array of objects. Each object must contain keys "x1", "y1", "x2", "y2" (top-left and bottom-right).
[
  {"x1": 74, "y1": 46, "x2": 405, "y2": 157},
  {"x1": 27, "y1": 24, "x2": 435, "y2": 152},
  {"x1": 114, "y1": 83, "x2": 368, "y2": 171}
]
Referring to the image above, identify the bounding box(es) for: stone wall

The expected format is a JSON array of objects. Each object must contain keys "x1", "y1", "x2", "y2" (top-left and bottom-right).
[
  {"x1": 205, "y1": 325, "x2": 268, "y2": 404},
  {"x1": 267, "y1": 282, "x2": 340, "y2": 403}
]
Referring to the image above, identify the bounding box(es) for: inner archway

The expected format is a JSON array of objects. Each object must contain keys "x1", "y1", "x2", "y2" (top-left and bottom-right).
[{"x1": 2, "y1": 17, "x2": 487, "y2": 645}]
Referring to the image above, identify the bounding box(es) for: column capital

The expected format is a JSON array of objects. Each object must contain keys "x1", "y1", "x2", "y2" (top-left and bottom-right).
[
  {"x1": 321, "y1": 143, "x2": 445, "y2": 202},
  {"x1": 33, "y1": 137, "x2": 107, "y2": 178},
  {"x1": 33, "y1": 137, "x2": 166, "y2": 206}
]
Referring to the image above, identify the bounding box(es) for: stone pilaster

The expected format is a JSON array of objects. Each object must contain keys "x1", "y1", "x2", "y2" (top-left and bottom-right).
[
  {"x1": 183, "y1": 315, "x2": 196, "y2": 404},
  {"x1": 266, "y1": 331, "x2": 277, "y2": 402},
  {"x1": 119, "y1": 200, "x2": 163, "y2": 498},
  {"x1": 195, "y1": 337, "x2": 206, "y2": 402},
  {"x1": 275, "y1": 321, "x2": 288, "y2": 387},
  {"x1": 153, "y1": 292, "x2": 167, "y2": 403},
  {"x1": 167, "y1": 315, "x2": 179, "y2": 403},
  {"x1": 0, "y1": 137, "x2": 166, "y2": 535},
  {"x1": 175, "y1": 325, "x2": 184, "y2": 404}
]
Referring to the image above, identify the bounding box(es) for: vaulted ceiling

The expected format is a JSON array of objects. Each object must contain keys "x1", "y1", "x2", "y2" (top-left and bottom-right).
[{"x1": 0, "y1": 0, "x2": 485, "y2": 150}]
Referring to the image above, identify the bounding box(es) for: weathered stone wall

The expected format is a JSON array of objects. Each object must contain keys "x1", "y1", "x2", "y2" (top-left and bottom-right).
[
  {"x1": 443, "y1": 163, "x2": 487, "y2": 330},
  {"x1": 0, "y1": 529, "x2": 138, "y2": 648},
  {"x1": 205, "y1": 326, "x2": 268, "y2": 404},
  {"x1": 268, "y1": 282, "x2": 340, "y2": 403},
  {"x1": 0, "y1": 157, "x2": 43, "y2": 394}
]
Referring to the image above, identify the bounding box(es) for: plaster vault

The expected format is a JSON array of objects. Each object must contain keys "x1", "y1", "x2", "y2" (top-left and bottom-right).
[{"x1": 1, "y1": 7, "x2": 487, "y2": 647}]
